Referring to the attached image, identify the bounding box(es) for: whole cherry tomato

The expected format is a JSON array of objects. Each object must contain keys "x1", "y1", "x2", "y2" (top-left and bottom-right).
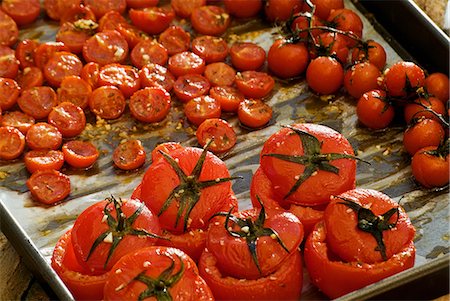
[
  {"x1": 306, "y1": 56, "x2": 344, "y2": 95},
  {"x1": 403, "y1": 118, "x2": 445, "y2": 156},
  {"x1": 356, "y1": 89, "x2": 395, "y2": 130},
  {"x1": 411, "y1": 142, "x2": 449, "y2": 188},
  {"x1": 268, "y1": 39, "x2": 309, "y2": 79}
]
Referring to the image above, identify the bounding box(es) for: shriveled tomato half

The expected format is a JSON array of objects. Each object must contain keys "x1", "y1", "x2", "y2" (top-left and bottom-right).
[
  {"x1": 98, "y1": 63, "x2": 141, "y2": 98},
  {"x1": 139, "y1": 63, "x2": 175, "y2": 92},
  {"x1": 89, "y1": 86, "x2": 126, "y2": 120},
  {"x1": 0, "y1": 10, "x2": 18, "y2": 47},
  {"x1": 129, "y1": 6, "x2": 175, "y2": 35},
  {"x1": 129, "y1": 87, "x2": 171, "y2": 123},
  {"x1": 0, "y1": 111, "x2": 35, "y2": 134},
  {"x1": 0, "y1": 126, "x2": 26, "y2": 160},
  {"x1": 158, "y1": 25, "x2": 190, "y2": 56},
  {"x1": 235, "y1": 71, "x2": 275, "y2": 99},
  {"x1": 47, "y1": 102, "x2": 86, "y2": 138},
  {"x1": 62, "y1": 140, "x2": 99, "y2": 169},
  {"x1": 24, "y1": 149, "x2": 65, "y2": 173},
  {"x1": 184, "y1": 95, "x2": 221, "y2": 126},
  {"x1": 190, "y1": 5, "x2": 230, "y2": 36},
  {"x1": 113, "y1": 139, "x2": 147, "y2": 171},
  {"x1": 26, "y1": 169, "x2": 71, "y2": 204},
  {"x1": 196, "y1": 118, "x2": 236, "y2": 154},
  {"x1": 0, "y1": 77, "x2": 20, "y2": 111},
  {"x1": 17, "y1": 86, "x2": 57, "y2": 120},
  {"x1": 26, "y1": 122, "x2": 62, "y2": 150},
  {"x1": 83, "y1": 31, "x2": 129, "y2": 66}
]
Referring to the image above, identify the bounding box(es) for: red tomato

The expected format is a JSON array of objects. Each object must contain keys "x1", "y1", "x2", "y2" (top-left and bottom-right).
[
  {"x1": 34, "y1": 42, "x2": 70, "y2": 70},
  {"x1": 62, "y1": 140, "x2": 99, "y2": 169},
  {"x1": 306, "y1": 56, "x2": 344, "y2": 95},
  {"x1": 403, "y1": 118, "x2": 445, "y2": 156},
  {"x1": 103, "y1": 246, "x2": 214, "y2": 301},
  {"x1": 0, "y1": 46, "x2": 19, "y2": 79},
  {"x1": 196, "y1": 118, "x2": 236, "y2": 153},
  {"x1": 184, "y1": 95, "x2": 221, "y2": 126},
  {"x1": 157, "y1": 228, "x2": 207, "y2": 262},
  {"x1": 384, "y1": 61, "x2": 425, "y2": 98},
  {"x1": 190, "y1": 6, "x2": 230, "y2": 36},
  {"x1": 229, "y1": 42, "x2": 266, "y2": 71},
  {"x1": 404, "y1": 97, "x2": 446, "y2": 124},
  {"x1": 204, "y1": 62, "x2": 236, "y2": 87},
  {"x1": 71, "y1": 197, "x2": 160, "y2": 274},
  {"x1": 310, "y1": 0, "x2": 344, "y2": 20},
  {"x1": 224, "y1": 0, "x2": 262, "y2": 18},
  {"x1": 173, "y1": 74, "x2": 211, "y2": 103},
  {"x1": 191, "y1": 35, "x2": 228, "y2": 64},
  {"x1": 84, "y1": 0, "x2": 126, "y2": 18},
  {"x1": 113, "y1": 139, "x2": 147, "y2": 170},
  {"x1": 199, "y1": 248, "x2": 303, "y2": 300},
  {"x1": 2, "y1": 0, "x2": 40, "y2": 25},
  {"x1": 150, "y1": 141, "x2": 183, "y2": 162},
  {"x1": 82, "y1": 31, "x2": 129, "y2": 66},
  {"x1": 47, "y1": 102, "x2": 86, "y2": 138},
  {"x1": 26, "y1": 169, "x2": 71, "y2": 204},
  {"x1": 351, "y1": 40, "x2": 387, "y2": 70},
  {"x1": 312, "y1": 32, "x2": 349, "y2": 65},
  {"x1": 126, "y1": 0, "x2": 158, "y2": 8},
  {"x1": 139, "y1": 146, "x2": 234, "y2": 233},
  {"x1": 59, "y1": 4, "x2": 96, "y2": 24},
  {"x1": 0, "y1": 10, "x2": 18, "y2": 47},
  {"x1": 168, "y1": 51, "x2": 206, "y2": 78},
  {"x1": 268, "y1": 39, "x2": 309, "y2": 79},
  {"x1": 130, "y1": 40, "x2": 168, "y2": 69},
  {"x1": 411, "y1": 144, "x2": 449, "y2": 188},
  {"x1": 56, "y1": 22, "x2": 92, "y2": 54},
  {"x1": 171, "y1": 0, "x2": 205, "y2": 18},
  {"x1": 0, "y1": 126, "x2": 25, "y2": 160},
  {"x1": 80, "y1": 62, "x2": 100, "y2": 89},
  {"x1": 129, "y1": 6, "x2": 175, "y2": 35},
  {"x1": 356, "y1": 89, "x2": 395, "y2": 130},
  {"x1": 291, "y1": 14, "x2": 324, "y2": 40},
  {"x1": 43, "y1": 0, "x2": 82, "y2": 21},
  {"x1": 260, "y1": 123, "x2": 356, "y2": 206},
  {"x1": 24, "y1": 149, "x2": 64, "y2": 173},
  {"x1": 97, "y1": 10, "x2": 127, "y2": 32},
  {"x1": 158, "y1": 25, "x2": 191, "y2": 56},
  {"x1": 344, "y1": 62, "x2": 382, "y2": 99},
  {"x1": 26, "y1": 122, "x2": 62, "y2": 150},
  {"x1": 16, "y1": 66, "x2": 44, "y2": 90},
  {"x1": 237, "y1": 99, "x2": 273, "y2": 129},
  {"x1": 139, "y1": 63, "x2": 175, "y2": 92},
  {"x1": 15, "y1": 39, "x2": 39, "y2": 69},
  {"x1": 129, "y1": 87, "x2": 171, "y2": 123},
  {"x1": 51, "y1": 230, "x2": 109, "y2": 300},
  {"x1": 424, "y1": 72, "x2": 449, "y2": 102},
  {"x1": 264, "y1": 0, "x2": 303, "y2": 22},
  {"x1": 115, "y1": 22, "x2": 149, "y2": 49},
  {"x1": 327, "y1": 8, "x2": 363, "y2": 47},
  {"x1": 0, "y1": 78, "x2": 20, "y2": 111},
  {"x1": 17, "y1": 86, "x2": 57, "y2": 120},
  {"x1": 57, "y1": 76, "x2": 92, "y2": 109},
  {"x1": 235, "y1": 71, "x2": 275, "y2": 99},
  {"x1": 44, "y1": 51, "x2": 83, "y2": 87},
  {"x1": 0, "y1": 111, "x2": 35, "y2": 134},
  {"x1": 89, "y1": 86, "x2": 126, "y2": 120},
  {"x1": 98, "y1": 64, "x2": 141, "y2": 98},
  {"x1": 209, "y1": 86, "x2": 244, "y2": 113}
]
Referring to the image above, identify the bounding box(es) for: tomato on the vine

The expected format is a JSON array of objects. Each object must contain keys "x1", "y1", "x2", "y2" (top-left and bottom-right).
[
  {"x1": 306, "y1": 56, "x2": 344, "y2": 95},
  {"x1": 403, "y1": 118, "x2": 445, "y2": 156},
  {"x1": 383, "y1": 61, "x2": 425, "y2": 98},
  {"x1": 268, "y1": 39, "x2": 309, "y2": 79},
  {"x1": 356, "y1": 89, "x2": 395, "y2": 130},
  {"x1": 344, "y1": 62, "x2": 382, "y2": 99},
  {"x1": 424, "y1": 72, "x2": 449, "y2": 102},
  {"x1": 411, "y1": 142, "x2": 449, "y2": 188}
]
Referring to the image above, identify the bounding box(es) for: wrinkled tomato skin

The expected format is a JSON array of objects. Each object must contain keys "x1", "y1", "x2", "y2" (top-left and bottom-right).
[
  {"x1": 199, "y1": 248, "x2": 303, "y2": 300},
  {"x1": 384, "y1": 61, "x2": 425, "y2": 97},
  {"x1": 260, "y1": 123, "x2": 356, "y2": 206},
  {"x1": 304, "y1": 221, "x2": 415, "y2": 299},
  {"x1": 411, "y1": 146, "x2": 450, "y2": 188}
]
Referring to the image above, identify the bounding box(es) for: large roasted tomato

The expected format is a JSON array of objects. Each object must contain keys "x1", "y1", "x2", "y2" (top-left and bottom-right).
[
  {"x1": 304, "y1": 188, "x2": 416, "y2": 299},
  {"x1": 260, "y1": 123, "x2": 357, "y2": 206}
]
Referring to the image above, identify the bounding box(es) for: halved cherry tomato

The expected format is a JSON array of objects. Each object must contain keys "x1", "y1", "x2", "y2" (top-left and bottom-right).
[
  {"x1": 184, "y1": 95, "x2": 221, "y2": 126},
  {"x1": 129, "y1": 6, "x2": 175, "y2": 35},
  {"x1": 310, "y1": 0, "x2": 344, "y2": 20},
  {"x1": 48, "y1": 102, "x2": 86, "y2": 138},
  {"x1": 150, "y1": 141, "x2": 183, "y2": 162},
  {"x1": 43, "y1": 0, "x2": 82, "y2": 21},
  {"x1": 351, "y1": 40, "x2": 387, "y2": 70},
  {"x1": 424, "y1": 72, "x2": 449, "y2": 102},
  {"x1": 306, "y1": 56, "x2": 344, "y2": 95},
  {"x1": 26, "y1": 122, "x2": 62, "y2": 150},
  {"x1": 0, "y1": 46, "x2": 19, "y2": 79},
  {"x1": 34, "y1": 42, "x2": 70, "y2": 70},
  {"x1": 57, "y1": 76, "x2": 92, "y2": 109},
  {"x1": 411, "y1": 143, "x2": 449, "y2": 188},
  {"x1": 26, "y1": 169, "x2": 71, "y2": 204},
  {"x1": 139, "y1": 63, "x2": 175, "y2": 92},
  {"x1": 97, "y1": 10, "x2": 127, "y2": 32},
  {"x1": 56, "y1": 21, "x2": 93, "y2": 54},
  {"x1": 0, "y1": 111, "x2": 35, "y2": 134},
  {"x1": 62, "y1": 140, "x2": 99, "y2": 169},
  {"x1": 129, "y1": 87, "x2": 171, "y2": 123},
  {"x1": 191, "y1": 6, "x2": 230, "y2": 36},
  {"x1": 0, "y1": 10, "x2": 18, "y2": 47},
  {"x1": 404, "y1": 97, "x2": 446, "y2": 124},
  {"x1": 115, "y1": 21, "x2": 148, "y2": 49},
  {"x1": 16, "y1": 66, "x2": 44, "y2": 90},
  {"x1": 103, "y1": 246, "x2": 214, "y2": 301},
  {"x1": 403, "y1": 118, "x2": 445, "y2": 156},
  {"x1": 237, "y1": 98, "x2": 273, "y2": 129},
  {"x1": 82, "y1": 31, "x2": 129, "y2": 66},
  {"x1": 17, "y1": 86, "x2": 57, "y2": 120},
  {"x1": 224, "y1": 0, "x2": 262, "y2": 18},
  {"x1": 268, "y1": 39, "x2": 309, "y2": 79},
  {"x1": 327, "y1": 8, "x2": 363, "y2": 47},
  {"x1": 80, "y1": 62, "x2": 100, "y2": 89},
  {"x1": 191, "y1": 35, "x2": 228, "y2": 64},
  {"x1": 24, "y1": 149, "x2": 65, "y2": 173},
  {"x1": 89, "y1": 86, "x2": 126, "y2": 120},
  {"x1": 59, "y1": 4, "x2": 96, "y2": 24},
  {"x1": 235, "y1": 71, "x2": 275, "y2": 99},
  {"x1": 126, "y1": 0, "x2": 158, "y2": 8},
  {"x1": 171, "y1": 0, "x2": 206, "y2": 18},
  {"x1": 0, "y1": 126, "x2": 25, "y2": 160},
  {"x1": 209, "y1": 86, "x2": 244, "y2": 113},
  {"x1": 196, "y1": 118, "x2": 236, "y2": 153},
  {"x1": 44, "y1": 51, "x2": 83, "y2": 87},
  {"x1": 0, "y1": 78, "x2": 20, "y2": 111},
  {"x1": 384, "y1": 61, "x2": 425, "y2": 98},
  {"x1": 158, "y1": 25, "x2": 191, "y2": 56},
  {"x1": 344, "y1": 62, "x2": 382, "y2": 99},
  {"x1": 98, "y1": 64, "x2": 141, "y2": 98},
  {"x1": 173, "y1": 74, "x2": 210, "y2": 103},
  {"x1": 113, "y1": 139, "x2": 147, "y2": 170},
  {"x1": 15, "y1": 39, "x2": 39, "y2": 69},
  {"x1": 264, "y1": 0, "x2": 303, "y2": 22},
  {"x1": 356, "y1": 89, "x2": 395, "y2": 130},
  {"x1": 130, "y1": 40, "x2": 168, "y2": 69},
  {"x1": 84, "y1": 0, "x2": 126, "y2": 18},
  {"x1": 168, "y1": 51, "x2": 206, "y2": 78},
  {"x1": 2, "y1": 0, "x2": 40, "y2": 26},
  {"x1": 230, "y1": 42, "x2": 266, "y2": 71},
  {"x1": 204, "y1": 62, "x2": 236, "y2": 87}
]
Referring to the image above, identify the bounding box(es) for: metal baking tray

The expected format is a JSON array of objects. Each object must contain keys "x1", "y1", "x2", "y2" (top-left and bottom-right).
[{"x1": 1, "y1": 1, "x2": 449, "y2": 300}]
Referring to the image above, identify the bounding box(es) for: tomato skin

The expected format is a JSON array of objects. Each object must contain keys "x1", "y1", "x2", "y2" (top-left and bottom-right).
[
  {"x1": 62, "y1": 140, "x2": 99, "y2": 169},
  {"x1": 0, "y1": 126, "x2": 26, "y2": 160},
  {"x1": 384, "y1": 61, "x2": 425, "y2": 97},
  {"x1": 82, "y1": 31, "x2": 129, "y2": 66},
  {"x1": 311, "y1": 32, "x2": 349, "y2": 65},
  {"x1": 173, "y1": 74, "x2": 210, "y2": 103},
  {"x1": 224, "y1": 0, "x2": 262, "y2": 18},
  {"x1": 26, "y1": 169, "x2": 71, "y2": 204},
  {"x1": 26, "y1": 122, "x2": 63, "y2": 150},
  {"x1": 171, "y1": 0, "x2": 206, "y2": 18},
  {"x1": 351, "y1": 40, "x2": 387, "y2": 70},
  {"x1": 98, "y1": 64, "x2": 141, "y2": 98},
  {"x1": 327, "y1": 8, "x2": 363, "y2": 47},
  {"x1": 184, "y1": 95, "x2": 221, "y2": 126},
  {"x1": 43, "y1": 0, "x2": 82, "y2": 21},
  {"x1": 411, "y1": 145, "x2": 449, "y2": 188},
  {"x1": 268, "y1": 39, "x2": 309, "y2": 79},
  {"x1": 44, "y1": 51, "x2": 83, "y2": 87},
  {"x1": 89, "y1": 86, "x2": 126, "y2": 120},
  {"x1": 150, "y1": 142, "x2": 183, "y2": 162},
  {"x1": 191, "y1": 35, "x2": 228, "y2": 64},
  {"x1": 209, "y1": 86, "x2": 244, "y2": 113},
  {"x1": 57, "y1": 76, "x2": 92, "y2": 110},
  {"x1": 168, "y1": 51, "x2": 206, "y2": 78},
  {"x1": 230, "y1": 42, "x2": 266, "y2": 72},
  {"x1": 84, "y1": 0, "x2": 126, "y2": 19},
  {"x1": 403, "y1": 97, "x2": 446, "y2": 124},
  {"x1": 113, "y1": 139, "x2": 147, "y2": 170},
  {"x1": 34, "y1": 42, "x2": 70, "y2": 71},
  {"x1": 158, "y1": 25, "x2": 191, "y2": 56},
  {"x1": 0, "y1": 46, "x2": 19, "y2": 79},
  {"x1": 310, "y1": 0, "x2": 344, "y2": 21},
  {"x1": 129, "y1": 6, "x2": 175, "y2": 35},
  {"x1": 126, "y1": 0, "x2": 158, "y2": 8},
  {"x1": 424, "y1": 72, "x2": 449, "y2": 102},
  {"x1": 129, "y1": 87, "x2": 171, "y2": 123},
  {"x1": 51, "y1": 230, "x2": 109, "y2": 301},
  {"x1": 344, "y1": 62, "x2": 382, "y2": 99},
  {"x1": 196, "y1": 118, "x2": 237, "y2": 154},
  {"x1": 48, "y1": 102, "x2": 86, "y2": 138},
  {"x1": 237, "y1": 99, "x2": 273, "y2": 129},
  {"x1": 264, "y1": 0, "x2": 303, "y2": 22},
  {"x1": 291, "y1": 14, "x2": 324, "y2": 40},
  {"x1": 56, "y1": 22, "x2": 91, "y2": 55},
  {"x1": 0, "y1": 111, "x2": 35, "y2": 134},
  {"x1": 0, "y1": 10, "x2": 18, "y2": 47},
  {"x1": 260, "y1": 123, "x2": 356, "y2": 206},
  {"x1": 157, "y1": 229, "x2": 207, "y2": 262},
  {"x1": 0, "y1": 78, "x2": 20, "y2": 111},
  {"x1": 59, "y1": 4, "x2": 97, "y2": 24},
  {"x1": 139, "y1": 63, "x2": 175, "y2": 92},
  {"x1": 306, "y1": 56, "x2": 344, "y2": 95},
  {"x1": 199, "y1": 248, "x2": 303, "y2": 300},
  {"x1": 2, "y1": 0, "x2": 40, "y2": 26},
  {"x1": 15, "y1": 39, "x2": 39, "y2": 69},
  {"x1": 204, "y1": 62, "x2": 236, "y2": 87},
  {"x1": 80, "y1": 62, "x2": 100, "y2": 89},
  {"x1": 235, "y1": 71, "x2": 275, "y2": 99},
  {"x1": 356, "y1": 89, "x2": 395, "y2": 130},
  {"x1": 191, "y1": 6, "x2": 230, "y2": 36},
  {"x1": 24, "y1": 149, "x2": 65, "y2": 173},
  {"x1": 403, "y1": 119, "x2": 445, "y2": 156},
  {"x1": 17, "y1": 86, "x2": 57, "y2": 120},
  {"x1": 304, "y1": 221, "x2": 415, "y2": 299}
]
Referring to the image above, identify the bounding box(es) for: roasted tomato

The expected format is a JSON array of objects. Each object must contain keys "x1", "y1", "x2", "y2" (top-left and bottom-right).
[
  {"x1": 356, "y1": 89, "x2": 395, "y2": 130},
  {"x1": 383, "y1": 61, "x2": 425, "y2": 98},
  {"x1": 305, "y1": 188, "x2": 416, "y2": 299},
  {"x1": 260, "y1": 123, "x2": 357, "y2": 206},
  {"x1": 411, "y1": 141, "x2": 449, "y2": 188},
  {"x1": 267, "y1": 39, "x2": 309, "y2": 79},
  {"x1": 403, "y1": 118, "x2": 445, "y2": 156},
  {"x1": 103, "y1": 246, "x2": 214, "y2": 301}
]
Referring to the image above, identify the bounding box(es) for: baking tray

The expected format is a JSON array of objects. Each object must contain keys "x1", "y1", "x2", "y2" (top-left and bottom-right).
[{"x1": 1, "y1": 1, "x2": 449, "y2": 300}]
